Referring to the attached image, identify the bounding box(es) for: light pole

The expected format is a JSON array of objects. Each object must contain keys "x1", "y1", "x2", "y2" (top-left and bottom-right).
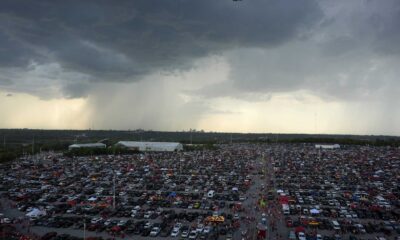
[
  {"x1": 83, "y1": 214, "x2": 86, "y2": 240},
  {"x1": 180, "y1": 158, "x2": 184, "y2": 177}
]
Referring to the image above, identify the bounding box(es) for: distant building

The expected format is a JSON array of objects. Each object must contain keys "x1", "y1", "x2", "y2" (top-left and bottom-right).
[
  {"x1": 315, "y1": 144, "x2": 340, "y2": 149},
  {"x1": 115, "y1": 141, "x2": 183, "y2": 152},
  {"x1": 68, "y1": 143, "x2": 106, "y2": 150}
]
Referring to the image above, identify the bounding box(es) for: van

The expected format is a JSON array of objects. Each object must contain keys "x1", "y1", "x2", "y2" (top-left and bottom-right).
[
  {"x1": 282, "y1": 204, "x2": 290, "y2": 215},
  {"x1": 288, "y1": 231, "x2": 296, "y2": 240},
  {"x1": 332, "y1": 220, "x2": 341, "y2": 231}
]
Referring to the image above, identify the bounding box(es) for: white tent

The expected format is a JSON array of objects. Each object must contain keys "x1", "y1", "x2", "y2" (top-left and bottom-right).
[
  {"x1": 26, "y1": 208, "x2": 46, "y2": 218},
  {"x1": 115, "y1": 141, "x2": 183, "y2": 152},
  {"x1": 88, "y1": 196, "x2": 97, "y2": 201},
  {"x1": 68, "y1": 143, "x2": 106, "y2": 150},
  {"x1": 315, "y1": 144, "x2": 340, "y2": 149},
  {"x1": 310, "y1": 209, "x2": 320, "y2": 214}
]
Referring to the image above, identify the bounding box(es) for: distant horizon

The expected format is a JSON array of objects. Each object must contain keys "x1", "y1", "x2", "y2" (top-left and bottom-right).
[{"x1": 1, "y1": 128, "x2": 399, "y2": 138}]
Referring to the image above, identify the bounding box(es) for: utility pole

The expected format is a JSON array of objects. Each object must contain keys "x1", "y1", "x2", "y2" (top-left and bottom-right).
[
  {"x1": 32, "y1": 136, "x2": 35, "y2": 155},
  {"x1": 179, "y1": 159, "x2": 182, "y2": 176},
  {"x1": 113, "y1": 172, "x2": 116, "y2": 210},
  {"x1": 263, "y1": 153, "x2": 267, "y2": 180},
  {"x1": 32, "y1": 136, "x2": 36, "y2": 163}
]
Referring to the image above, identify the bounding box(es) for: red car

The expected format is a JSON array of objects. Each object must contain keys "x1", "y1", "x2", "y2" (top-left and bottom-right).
[{"x1": 286, "y1": 218, "x2": 293, "y2": 227}]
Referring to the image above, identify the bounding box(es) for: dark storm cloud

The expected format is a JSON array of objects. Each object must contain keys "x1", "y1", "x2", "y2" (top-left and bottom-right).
[
  {"x1": 194, "y1": 0, "x2": 400, "y2": 101},
  {"x1": 0, "y1": 0, "x2": 323, "y2": 97},
  {"x1": 0, "y1": 32, "x2": 37, "y2": 67}
]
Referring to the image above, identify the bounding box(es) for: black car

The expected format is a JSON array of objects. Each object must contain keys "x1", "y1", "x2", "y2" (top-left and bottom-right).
[
  {"x1": 133, "y1": 226, "x2": 143, "y2": 235},
  {"x1": 141, "y1": 228, "x2": 151, "y2": 236},
  {"x1": 41, "y1": 232, "x2": 57, "y2": 240},
  {"x1": 160, "y1": 226, "x2": 172, "y2": 237}
]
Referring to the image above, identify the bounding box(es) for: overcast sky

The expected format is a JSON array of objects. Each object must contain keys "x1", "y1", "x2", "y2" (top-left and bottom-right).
[{"x1": 1, "y1": 0, "x2": 399, "y2": 135}]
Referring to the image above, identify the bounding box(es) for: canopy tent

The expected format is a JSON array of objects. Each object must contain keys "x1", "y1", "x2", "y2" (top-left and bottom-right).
[
  {"x1": 205, "y1": 216, "x2": 225, "y2": 223},
  {"x1": 88, "y1": 196, "x2": 97, "y2": 201},
  {"x1": 279, "y1": 196, "x2": 289, "y2": 204},
  {"x1": 310, "y1": 209, "x2": 320, "y2": 214},
  {"x1": 115, "y1": 141, "x2": 183, "y2": 152},
  {"x1": 295, "y1": 226, "x2": 305, "y2": 233},
  {"x1": 26, "y1": 208, "x2": 46, "y2": 218},
  {"x1": 259, "y1": 199, "x2": 267, "y2": 208},
  {"x1": 168, "y1": 192, "x2": 177, "y2": 198},
  {"x1": 309, "y1": 221, "x2": 320, "y2": 226},
  {"x1": 111, "y1": 226, "x2": 121, "y2": 232}
]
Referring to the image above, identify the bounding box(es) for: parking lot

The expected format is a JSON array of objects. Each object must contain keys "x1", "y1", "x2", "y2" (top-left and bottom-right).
[{"x1": 0, "y1": 144, "x2": 399, "y2": 240}]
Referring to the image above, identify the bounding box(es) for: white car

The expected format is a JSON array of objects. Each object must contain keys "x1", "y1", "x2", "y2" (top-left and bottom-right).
[
  {"x1": 150, "y1": 227, "x2": 160, "y2": 237},
  {"x1": 144, "y1": 211, "x2": 153, "y2": 219},
  {"x1": 156, "y1": 208, "x2": 162, "y2": 215},
  {"x1": 91, "y1": 217, "x2": 102, "y2": 224},
  {"x1": 117, "y1": 220, "x2": 126, "y2": 226},
  {"x1": 298, "y1": 232, "x2": 306, "y2": 240},
  {"x1": 355, "y1": 224, "x2": 366, "y2": 233},
  {"x1": 174, "y1": 222, "x2": 182, "y2": 229},
  {"x1": 170, "y1": 228, "x2": 180, "y2": 237},
  {"x1": 66, "y1": 208, "x2": 75, "y2": 214},
  {"x1": 317, "y1": 234, "x2": 323, "y2": 240},
  {"x1": 196, "y1": 224, "x2": 204, "y2": 233},
  {"x1": 181, "y1": 230, "x2": 189, "y2": 238},
  {"x1": 261, "y1": 217, "x2": 267, "y2": 225},
  {"x1": 188, "y1": 230, "x2": 198, "y2": 239},
  {"x1": 144, "y1": 222, "x2": 153, "y2": 229},
  {"x1": 203, "y1": 226, "x2": 212, "y2": 234}
]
